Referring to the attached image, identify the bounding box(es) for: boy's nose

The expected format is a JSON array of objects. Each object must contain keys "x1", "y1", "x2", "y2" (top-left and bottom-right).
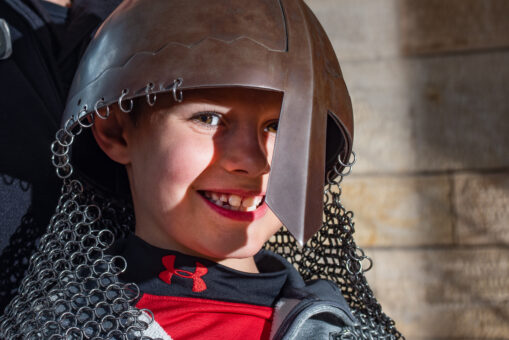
[{"x1": 219, "y1": 128, "x2": 271, "y2": 177}]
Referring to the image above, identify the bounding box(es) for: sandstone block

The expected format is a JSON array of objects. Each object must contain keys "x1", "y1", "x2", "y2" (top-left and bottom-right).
[
  {"x1": 366, "y1": 247, "x2": 509, "y2": 339},
  {"x1": 400, "y1": 0, "x2": 509, "y2": 56},
  {"x1": 341, "y1": 175, "x2": 453, "y2": 247},
  {"x1": 341, "y1": 51, "x2": 509, "y2": 173},
  {"x1": 454, "y1": 172, "x2": 509, "y2": 245},
  {"x1": 304, "y1": 0, "x2": 399, "y2": 61}
]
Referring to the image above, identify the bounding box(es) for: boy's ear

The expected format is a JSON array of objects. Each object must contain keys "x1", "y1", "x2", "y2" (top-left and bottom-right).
[{"x1": 91, "y1": 108, "x2": 131, "y2": 165}]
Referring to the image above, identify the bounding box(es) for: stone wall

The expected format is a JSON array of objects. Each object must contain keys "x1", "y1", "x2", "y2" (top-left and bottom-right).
[{"x1": 305, "y1": 0, "x2": 509, "y2": 338}]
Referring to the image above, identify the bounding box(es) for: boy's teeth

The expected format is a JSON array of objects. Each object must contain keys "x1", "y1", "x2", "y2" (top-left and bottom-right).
[
  {"x1": 228, "y1": 195, "x2": 242, "y2": 207},
  {"x1": 203, "y1": 191, "x2": 263, "y2": 211},
  {"x1": 241, "y1": 196, "x2": 262, "y2": 208},
  {"x1": 241, "y1": 196, "x2": 255, "y2": 208}
]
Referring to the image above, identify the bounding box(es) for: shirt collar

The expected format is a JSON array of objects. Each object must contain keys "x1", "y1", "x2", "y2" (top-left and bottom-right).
[{"x1": 115, "y1": 234, "x2": 294, "y2": 307}]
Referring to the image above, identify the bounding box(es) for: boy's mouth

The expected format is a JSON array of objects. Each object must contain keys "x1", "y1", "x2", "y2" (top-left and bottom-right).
[{"x1": 198, "y1": 190, "x2": 265, "y2": 212}]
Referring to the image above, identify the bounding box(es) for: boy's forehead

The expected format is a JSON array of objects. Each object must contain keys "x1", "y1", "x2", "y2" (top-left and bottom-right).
[
  {"x1": 184, "y1": 87, "x2": 283, "y2": 104},
  {"x1": 140, "y1": 87, "x2": 283, "y2": 114}
]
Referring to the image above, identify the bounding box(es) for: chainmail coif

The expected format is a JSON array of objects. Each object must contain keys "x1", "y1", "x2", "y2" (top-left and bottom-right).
[{"x1": 0, "y1": 103, "x2": 404, "y2": 339}]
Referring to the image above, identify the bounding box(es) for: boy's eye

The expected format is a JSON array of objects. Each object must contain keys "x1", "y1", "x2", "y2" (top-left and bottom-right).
[
  {"x1": 192, "y1": 112, "x2": 222, "y2": 127},
  {"x1": 265, "y1": 120, "x2": 278, "y2": 133}
]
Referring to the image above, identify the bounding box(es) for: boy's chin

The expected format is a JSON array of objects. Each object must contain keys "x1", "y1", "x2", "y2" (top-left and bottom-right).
[
  {"x1": 201, "y1": 241, "x2": 269, "y2": 273},
  {"x1": 193, "y1": 233, "x2": 274, "y2": 262},
  {"x1": 223, "y1": 243, "x2": 266, "y2": 259},
  {"x1": 201, "y1": 240, "x2": 266, "y2": 261}
]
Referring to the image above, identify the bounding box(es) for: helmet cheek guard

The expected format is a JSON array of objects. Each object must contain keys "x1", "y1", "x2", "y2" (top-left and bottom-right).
[
  {"x1": 267, "y1": 1, "x2": 353, "y2": 244},
  {"x1": 61, "y1": 0, "x2": 353, "y2": 245}
]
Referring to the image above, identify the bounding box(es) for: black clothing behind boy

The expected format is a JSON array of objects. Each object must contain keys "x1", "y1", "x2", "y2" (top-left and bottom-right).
[{"x1": 0, "y1": 0, "x2": 120, "y2": 311}]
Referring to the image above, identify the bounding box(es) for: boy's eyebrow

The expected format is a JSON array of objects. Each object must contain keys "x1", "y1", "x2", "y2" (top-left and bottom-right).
[
  {"x1": 189, "y1": 98, "x2": 223, "y2": 106},
  {"x1": 185, "y1": 94, "x2": 233, "y2": 107},
  {"x1": 169, "y1": 100, "x2": 230, "y2": 114}
]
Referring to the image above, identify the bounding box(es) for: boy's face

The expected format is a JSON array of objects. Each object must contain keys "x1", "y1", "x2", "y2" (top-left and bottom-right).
[{"x1": 123, "y1": 88, "x2": 283, "y2": 261}]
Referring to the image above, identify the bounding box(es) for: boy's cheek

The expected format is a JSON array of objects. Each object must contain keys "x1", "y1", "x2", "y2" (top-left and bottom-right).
[
  {"x1": 139, "y1": 143, "x2": 215, "y2": 208},
  {"x1": 163, "y1": 142, "x2": 216, "y2": 181}
]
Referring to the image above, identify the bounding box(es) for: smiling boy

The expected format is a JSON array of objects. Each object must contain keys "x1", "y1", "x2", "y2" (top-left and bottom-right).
[
  {"x1": 0, "y1": 0, "x2": 404, "y2": 339},
  {"x1": 94, "y1": 88, "x2": 284, "y2": 271},
  {"x1": 92, "y1": 88, "x2": 322, "y2": 339}
]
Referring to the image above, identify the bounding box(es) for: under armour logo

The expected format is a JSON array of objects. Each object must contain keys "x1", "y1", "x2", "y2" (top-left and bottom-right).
[{"x1": 159, "y1": 255, "x2": 208, "y2": 292}]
